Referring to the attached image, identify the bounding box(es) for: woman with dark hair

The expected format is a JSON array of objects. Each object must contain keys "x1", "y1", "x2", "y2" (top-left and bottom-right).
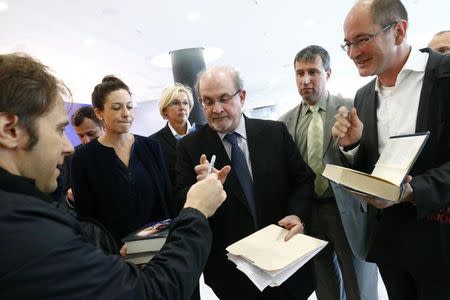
[{"x1": 71, "y1": 75, "x2": 173, "y2": 246}]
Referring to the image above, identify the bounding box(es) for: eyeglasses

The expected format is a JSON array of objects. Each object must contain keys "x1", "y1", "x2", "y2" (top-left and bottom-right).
[
  {"x1": 169, "y1": 100, "x2": 190, "y2": 107},
  {"x1": 201, "y1": 90, "x2": 241, "y2": 107},
  {"x1": 340, "y1": 22, "x2": 396, "y2": 52}
]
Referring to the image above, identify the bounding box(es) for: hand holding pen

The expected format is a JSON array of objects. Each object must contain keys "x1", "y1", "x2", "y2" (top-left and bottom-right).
[
  {"x1": 331, "y1": 106, "x2": 364, "y2": 148},
  {"x1": 207, "y1": 155, "x2": 216, "y2": 175},
  {"x1": 194, "y1": 154, "x2": 231, "y2": 184}
]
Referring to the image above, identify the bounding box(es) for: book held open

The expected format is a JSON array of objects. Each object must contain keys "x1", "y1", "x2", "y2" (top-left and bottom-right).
[
  {"x1": 226, "y1": 224, "x2": 327, "y2": 291},
  {"x1": 322, "y1": 132, "x2": 429, "y2": 202}
]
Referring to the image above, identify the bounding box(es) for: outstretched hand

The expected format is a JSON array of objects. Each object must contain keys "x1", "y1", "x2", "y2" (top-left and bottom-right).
[
  {"x1": 194, "y1": 154, "x2": 231, "y2": 184},
  {"x1": 184, "y1": 173, "x2": 229, "y2": 218}
]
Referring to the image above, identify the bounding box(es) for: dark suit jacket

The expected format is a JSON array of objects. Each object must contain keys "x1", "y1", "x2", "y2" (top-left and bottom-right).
[
  {"x1": 150, "y1": 123, "x2": 178, "y2": 186},
  {"x1": 0, "y1": 166, "x2": 211, "y2": 300},
  {"x1": 176, "y1": 116, "x2": 315, "y2": 300},
  {"x1": 353, "y1": 49, "x2": 450, "y2": 277}
]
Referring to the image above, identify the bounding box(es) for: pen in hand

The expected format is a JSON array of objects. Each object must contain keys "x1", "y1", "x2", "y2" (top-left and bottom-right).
[
  {"x1": 207, "y1": 155, "x2": 216, "y2": 175},
  {"x1": 333, "y1": 135, "x2": 341, "y2": 149},
  {"x1": 333, "y1": 106, "x2": 350, "y2": 148}
]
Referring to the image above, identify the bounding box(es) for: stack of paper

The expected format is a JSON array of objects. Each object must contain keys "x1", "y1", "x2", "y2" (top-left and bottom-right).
[{"x1": 226, "y1": 224, "x2": 327, "y2": 291}]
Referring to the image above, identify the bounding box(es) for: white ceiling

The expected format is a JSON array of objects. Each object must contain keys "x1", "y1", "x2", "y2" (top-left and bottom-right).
[{"x1": 1, "y1": 0, "x2": 449, "y2": 115}]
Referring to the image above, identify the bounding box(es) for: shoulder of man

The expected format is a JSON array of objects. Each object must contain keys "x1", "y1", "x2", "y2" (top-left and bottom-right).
[
  {"x1": 246, "y1": 116, "x2": 285, "y2": 129},
  {"x1": 419, "y1": 47, "x2": 450, "y2": 79},
  {"x1": 71, "y1": 139, "x2": 97, "y2": 161},
  {"x1": 330, "y1": 94, "x2": 353, "y2": 109},
  {"x1": 0, "y1": 189, "x2": 78, "y2": 257},
  {"x1": 278, "y1": 105, "x2": 300, "y2": 123},
  {"x1": 178, "y1": 123, "x2": 209, "y2": 144}
]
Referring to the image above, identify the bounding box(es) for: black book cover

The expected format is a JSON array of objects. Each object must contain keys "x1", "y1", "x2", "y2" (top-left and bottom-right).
[{"x1": 122, "y1": 219, "x2": 172, "y2": 243}]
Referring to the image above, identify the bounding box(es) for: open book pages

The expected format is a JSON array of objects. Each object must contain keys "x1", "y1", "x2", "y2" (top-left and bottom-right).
[
  {"x1": 226, "y1": 224, "x2": 327, "y2": 291},
  {"x1": 323, "y1": 132, "x2": 429, "y2": 202},
  {"x1": 323, "y1": 164, "x2": 402, "y2": 201},
  {"x1": 372, "y1": 133, "x2": 430, "y2": 184}
]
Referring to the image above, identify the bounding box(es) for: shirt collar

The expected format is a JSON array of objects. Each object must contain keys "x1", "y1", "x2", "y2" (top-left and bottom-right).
[
  {"x1": 300, "y1": 90, "x2": 329, "y2": 116},
  {"x1": 168, "y1": 120, "x2": 192, "y2": 138},
  {"x1": 375, "y1": 47, "x2": 428, "y2": 92},
  {"x1": 0, "y1": 167, "x2": 54, "y2": 203},
  {"x1": 218, "y1": 114, "x2": 247, "y2": 141}
]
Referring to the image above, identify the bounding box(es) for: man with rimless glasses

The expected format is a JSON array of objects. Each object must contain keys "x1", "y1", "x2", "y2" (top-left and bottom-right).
[
  {"x1": 176, "y1": 66, "x2": 316, "y2": 299},
  {"x1": 333, "y1": 0, "x2": 450, "y2": 299}
]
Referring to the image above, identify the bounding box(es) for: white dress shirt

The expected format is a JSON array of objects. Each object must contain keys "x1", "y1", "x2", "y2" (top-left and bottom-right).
[
  {"x1": 217, "y1": 114, "x2": 253, "y2": 178},
  {"x1": 375, "y1": 48, "x2": 428, "y2": 153}
]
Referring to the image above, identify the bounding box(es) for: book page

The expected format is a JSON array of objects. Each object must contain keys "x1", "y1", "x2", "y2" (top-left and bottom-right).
[
  {"x1": 374, "y1": 135, "x2": 425, "y2": 169},
  {"x1": 371, "y1": 165, "x2": 406, "y2": 186},
  {"x1": 372, "y1": 134, "x2": 428, "y2": 182},
  {"x1": 322, "y1": 164, "x2": 401, "y2": 201}
]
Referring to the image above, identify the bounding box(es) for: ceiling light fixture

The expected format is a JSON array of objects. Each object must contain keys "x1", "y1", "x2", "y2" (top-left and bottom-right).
[
  {"x1": 0, "y1": 1, "x2": 9, "y2": 12},
  {"x1": 187, "y1": 11, "x2": 201, "y2": 22}
]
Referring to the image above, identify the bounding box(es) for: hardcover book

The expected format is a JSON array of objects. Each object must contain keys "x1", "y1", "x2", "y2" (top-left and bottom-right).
[
  {"x1": 322, "y1": 132, "x2": 429, "y2": 202},
  {"x1": 122, "y1": 219, "x2": 171, "y2": 254},
  {"x1": 124, "y1": 251, "x2": 156, "y2": 265}
]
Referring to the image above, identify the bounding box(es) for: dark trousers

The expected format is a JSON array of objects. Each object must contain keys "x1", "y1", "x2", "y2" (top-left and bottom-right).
[
  {"x1": 379, "y1": 263, "x2": 450, "y2": 300},
  {"x1": 309, "y1": 199, "x2": 361, "y2": 300}
]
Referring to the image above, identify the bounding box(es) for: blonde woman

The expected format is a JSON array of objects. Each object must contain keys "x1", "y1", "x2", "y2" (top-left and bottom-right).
[{"x1": 150, "y1": 83, "x2": 196, "y2": 185}]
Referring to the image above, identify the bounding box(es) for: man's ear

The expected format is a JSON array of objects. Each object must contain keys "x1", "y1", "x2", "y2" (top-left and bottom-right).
[
  {"x1": 326, "y1": 68, "x2": 332, "y2": 80},
  {"x1": 395, "y1": 20, "x2": 408, "y2": 45},
  {"x1": 0, "y1": 113, "x2": 22, "y2": 148},
  {"x1": 239, "y1": 89, "x2": 246, "y2": 107}
]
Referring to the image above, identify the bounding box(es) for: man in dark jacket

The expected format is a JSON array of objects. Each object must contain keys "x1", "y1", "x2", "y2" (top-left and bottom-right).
[
  {"x1": 0, "y1": 53, "x2": 229, "y2": 300},
  {"x1": 176, "y1": 66, "x2": 315, "y2": 300},
  {"x1": 333, "y1": 0, "x2": 450, "y2": 299}
]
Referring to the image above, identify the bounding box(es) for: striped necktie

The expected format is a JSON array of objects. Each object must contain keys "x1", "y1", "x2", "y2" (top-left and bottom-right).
[{"x1": 307, "y1": 106, "x2": 328, "y2": 196}]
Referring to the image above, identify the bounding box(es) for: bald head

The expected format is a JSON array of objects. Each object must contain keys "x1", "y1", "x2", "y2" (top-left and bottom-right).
[
  {"x1": 196, "y1": 66, "x2": 243, "y2": 98},
  {"x1": 196, "y1": 66, "x2": 246, "y2": 134},
  {"x1": 346, "y1": 0, "x2": 408, "y2": 28},
  {"x1": 428, "y1": 31, "x2": 450, "y2": 54}
]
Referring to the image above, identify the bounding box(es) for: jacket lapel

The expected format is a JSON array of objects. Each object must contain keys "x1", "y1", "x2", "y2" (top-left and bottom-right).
[
  {"x1": 284, "y1": 105, "x2": 301, "y2": 144},
  {"x1": 236, "y1": 117, "x2": 262, "y2": 218},
  {"x1": 366, "y1": 83, "x2": 380, "y2": 160},
  {"x1": 162, "y1": 123, "x2": 177, "y2": 150},
  {"x1": 416, "y1": 50, "x2": 440, "y2": 132},
  {"x1": 323, "y1": 94, "x2": 338, "y2": 156}
]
